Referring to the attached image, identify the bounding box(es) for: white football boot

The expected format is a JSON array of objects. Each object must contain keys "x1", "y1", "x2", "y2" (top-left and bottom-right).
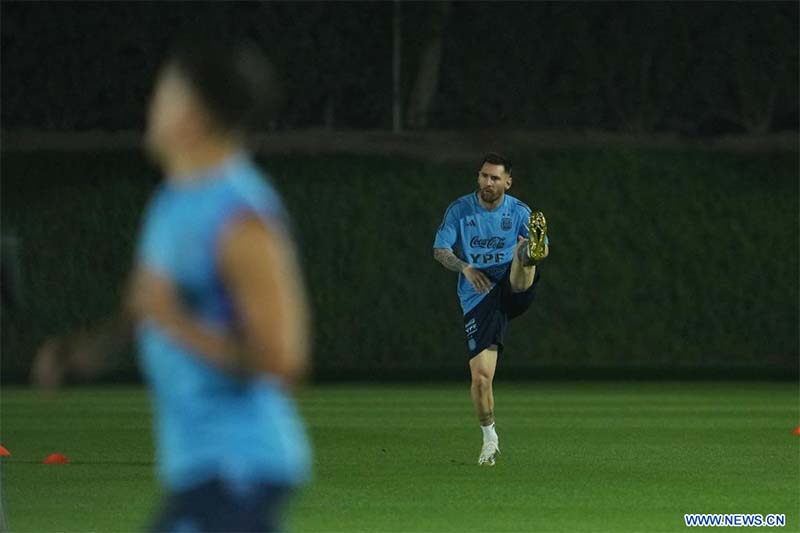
[{"x1": 478, "y1": 440, "x2": 500, "y2": 466}]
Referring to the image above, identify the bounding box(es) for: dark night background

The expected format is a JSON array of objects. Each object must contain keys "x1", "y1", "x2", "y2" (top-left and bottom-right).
[
  {"x1": 1, "y1": 1, "x2": 798, "y2": 134},
  {"x1": 0, "y1": 2, "x2": 798, "y2": 383}
]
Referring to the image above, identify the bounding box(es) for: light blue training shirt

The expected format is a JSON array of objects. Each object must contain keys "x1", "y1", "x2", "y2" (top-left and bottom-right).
[
  {"x1": 136, "y1": 152, "x2": 311, "y2": 491},
  {"x1": 433, "y1": 192, "x2": 547, "y2": 314}
]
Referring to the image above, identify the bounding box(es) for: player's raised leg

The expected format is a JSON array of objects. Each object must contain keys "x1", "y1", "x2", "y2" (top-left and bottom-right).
[
  {"x1": 509, "y1": 212, "x2": 549, "y2": 293},
  {"x1": 509, "y1": 238, "x2": 538, "y2": 293},
  {"x1": 470, "y1": 347, "x2": 500, "y2": 465}
]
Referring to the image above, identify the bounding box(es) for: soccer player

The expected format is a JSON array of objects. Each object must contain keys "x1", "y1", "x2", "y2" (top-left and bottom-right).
[
  {"x1": 31, "y1": 39, "x2": 311, "y2": 531},
  {"x1": 433, "y1": 153, "x2": 549, "y2": 466}
]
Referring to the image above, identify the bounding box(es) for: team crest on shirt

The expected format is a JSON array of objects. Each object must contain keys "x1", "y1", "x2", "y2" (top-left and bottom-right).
[{"x1": 501, "y1": 215, "x2": 512, "y2": 231}]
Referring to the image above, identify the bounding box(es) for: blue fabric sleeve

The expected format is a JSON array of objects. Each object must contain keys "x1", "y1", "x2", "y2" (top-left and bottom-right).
[{"x1": 433, "y1": 203, "x2": 459, "y2": 249}]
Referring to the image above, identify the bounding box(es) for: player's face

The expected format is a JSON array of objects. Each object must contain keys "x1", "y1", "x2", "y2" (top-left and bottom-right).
[
  {"x1": 145, "y1": 66, "x2": 206, "y2": 163},
  {"x1": 476, "y1": 163, "x2": 512, "y2": 204}
]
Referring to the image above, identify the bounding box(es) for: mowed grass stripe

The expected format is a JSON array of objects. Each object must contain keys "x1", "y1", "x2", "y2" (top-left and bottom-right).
[{"x1": 2, "y1": 382, "x2": 798, "y2": 532}]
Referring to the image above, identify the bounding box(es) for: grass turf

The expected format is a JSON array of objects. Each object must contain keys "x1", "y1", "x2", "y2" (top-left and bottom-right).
[{"x1": 1, "y1": 382, "x2": 798, "y2": 532}]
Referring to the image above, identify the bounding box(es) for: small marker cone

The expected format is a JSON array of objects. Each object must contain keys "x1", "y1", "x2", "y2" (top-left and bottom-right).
[
  {"x1": 792, "y1": 426, "x2": 800, "y2": 436},
  {"x1": 0, "y1": 445, "x2": 10, "y2": 456},
  {"x1": 42, "y1": 453, "x2": 69, "y2": 464}
]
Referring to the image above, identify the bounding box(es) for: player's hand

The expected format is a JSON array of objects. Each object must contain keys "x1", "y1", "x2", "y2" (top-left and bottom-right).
[
  {"x1": 128, "y1": 268, "x2": 244, "y2": 372},
  {"x1": 462, "y1": 265, "x2": 493, "y2": 294}
]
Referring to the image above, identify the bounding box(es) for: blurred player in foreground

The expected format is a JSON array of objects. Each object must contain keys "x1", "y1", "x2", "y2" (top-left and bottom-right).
[
  {"x1": 32, "y1": 39, "x2": 311, "y2": 531},
  {"x1": 433, "y1": 153, "x2": 549, "y2": 466}
]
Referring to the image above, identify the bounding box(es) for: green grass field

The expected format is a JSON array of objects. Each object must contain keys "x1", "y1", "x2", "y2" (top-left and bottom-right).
[{"x1": 2, "y1": 382, "x2": 799, "y2": 532}]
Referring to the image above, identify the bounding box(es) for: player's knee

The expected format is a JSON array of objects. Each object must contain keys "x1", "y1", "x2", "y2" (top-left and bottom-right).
[{"x1": 471, "y1": 371, "x2": 492, "y2": 392}]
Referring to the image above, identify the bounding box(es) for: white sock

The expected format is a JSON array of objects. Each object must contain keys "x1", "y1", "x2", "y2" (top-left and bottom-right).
[{"x1": 481, "y1": 423, "x2": 498, "y2": 444}]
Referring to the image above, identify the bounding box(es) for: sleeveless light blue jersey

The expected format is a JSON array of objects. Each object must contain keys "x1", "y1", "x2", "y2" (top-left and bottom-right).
[
  {"x1": 136, "y1": 153, "x2": 311, "y2": 491},
  {"x1": 433, "y1": 192, "x2": 548, "y2": 314}
]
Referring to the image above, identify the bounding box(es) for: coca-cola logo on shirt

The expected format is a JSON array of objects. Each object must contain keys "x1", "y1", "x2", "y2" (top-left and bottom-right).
[{"x1": 469, "y1": 236, "x2": 506, "y2": 249}]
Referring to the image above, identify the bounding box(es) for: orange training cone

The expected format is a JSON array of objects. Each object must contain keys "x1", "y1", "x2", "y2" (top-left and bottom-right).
[
  {"x1": 0, "y1": 445, "x2": 10, "y2": 456},
  {"x1": 42, "y1": 453, "x2": 69, "y2": 464}
]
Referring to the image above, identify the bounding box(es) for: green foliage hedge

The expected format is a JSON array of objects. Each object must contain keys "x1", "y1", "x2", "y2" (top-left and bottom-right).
[{"x1": 2, "y1": 150, "x2": 797, "y2": 381}]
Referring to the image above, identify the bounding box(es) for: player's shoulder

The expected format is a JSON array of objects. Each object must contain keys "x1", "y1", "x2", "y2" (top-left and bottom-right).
[
  {"x1": 506, "y1": 194, "x2": 532, "y2": 216},
  {"x1": 226, "y1": 158, "x2": 285, "y2": 210},
  {"x1": 443, "y1": 193, "x2": 476, "y2": 218},
  {"x1": 228, "y1": 156, "x2": 270, "y2": 193},
  {"x1": 142, "y1": 184, "x2": 171, "y2": 221},
  {"x1": 449, "y1": 193, "x2": 475, "y2": 209},
  {"x1": 214, "y1": 162, "x2": 292, "y2": 245}
]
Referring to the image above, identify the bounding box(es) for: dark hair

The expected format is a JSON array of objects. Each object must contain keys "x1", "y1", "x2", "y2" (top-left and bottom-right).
[
  {"x1": 479, "y1": 152, "x2": 512, "y2": 176},
  {"x1": 165, "y1": 37, "x2": 281, "y2": 134}
]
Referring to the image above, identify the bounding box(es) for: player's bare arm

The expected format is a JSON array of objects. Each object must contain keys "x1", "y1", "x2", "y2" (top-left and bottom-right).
[
  {"x1": 123, "y1": 216, "x2": 311, "y2": 386},
  {"x1": 30, "y1": 311, "x2": 134, "y2": 388},
  {"x1": 30, "y1": 267, "x2": 239, "y2": 387},
  {"x1": 434, "y1": 247, "x2": 492, "y2": 293},
  {"x1": 126, "y1": 269, "x2": 244, "y2": 374},
  {"x1": 219, "y1": 215, "x2": 311, "y2": 386},
  {"x1": 433, "y1": 247, "x2": 468, "y2": 272}
]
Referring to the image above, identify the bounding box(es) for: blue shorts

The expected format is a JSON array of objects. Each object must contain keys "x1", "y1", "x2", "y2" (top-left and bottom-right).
[
  {"x1": 150, "y1": 477, "x2": 290, "y2": 532},
  {"x1": 463, "y1": 265, "x2": 541, "y2": 359}
]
